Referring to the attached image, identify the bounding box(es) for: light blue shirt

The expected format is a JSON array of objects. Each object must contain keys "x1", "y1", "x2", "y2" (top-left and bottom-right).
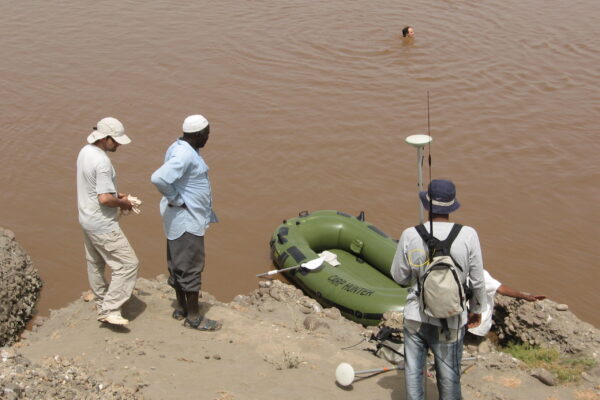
[{"x1": 151, "y1": 139, "x2": 217, "y2": 240}]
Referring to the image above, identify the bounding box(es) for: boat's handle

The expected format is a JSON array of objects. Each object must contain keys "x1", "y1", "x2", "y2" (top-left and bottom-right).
[{"x1": 277, "y1": 233, "x2": 287, "y2": 244}]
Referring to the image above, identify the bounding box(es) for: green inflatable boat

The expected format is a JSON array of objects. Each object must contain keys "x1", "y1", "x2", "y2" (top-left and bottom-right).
[{"x1": 269, "y1": 210, "x2": 408, "y2": 326}]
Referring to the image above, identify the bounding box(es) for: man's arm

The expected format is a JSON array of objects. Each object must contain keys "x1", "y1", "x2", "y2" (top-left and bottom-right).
[
  {"x1": 497, "y1": 285, "x2": 546, "y2": 302},
  {"x1": 390, "y1": 229, "x2": 415, "y2": 287},
  {"x1": 466, "y1": 228, "x2": 486, "y2": 322},
  {"x1": 150, "y1": 153, "x2": 187, "y2": 207},
  {"x1": 98, "y1": 193, "x2": 133, "y2": 211}
]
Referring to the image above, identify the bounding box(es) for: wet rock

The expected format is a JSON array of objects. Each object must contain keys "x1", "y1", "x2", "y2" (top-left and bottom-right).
[
  {"x1": 303, "y1": 315, "x2": 330, "y2": 331},
  {"x1": 258, "y1": 280, "x2": 273, "y2": 288},
  {"x1": 323, "y1": 307, "x2": 341, "y2": 320},
  {"x1": 299, "y1": 305, "x2": 313, "y2": 314},
  {"x1": 268, "y1": 287, "x2": 289, "y2": 302},
  {"x1": 531, "y1": 368, "x2": 555, "y2": 386},
  {"x1": 82, "y1": 291, "x2": 95, "y2": 302},
  {"x1": 232, "y1": 294, "x2": 251, "y2": 305},
  {"x1": 297, "y1": 297, "x2": 322, "y2": 314},
  {"x1": 0, "y1": 227, "x2": 43, "y2": 346}
]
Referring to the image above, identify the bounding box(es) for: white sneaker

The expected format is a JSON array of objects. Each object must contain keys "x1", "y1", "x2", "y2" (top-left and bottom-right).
[{"x1": 98, "y1": 312, "x2": 129, "y2": 326}]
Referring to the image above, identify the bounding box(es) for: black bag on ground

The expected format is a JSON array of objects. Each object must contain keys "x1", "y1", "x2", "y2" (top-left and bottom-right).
[{"x1": 372, "y1": 326, "x2": 404, "y2": 364}]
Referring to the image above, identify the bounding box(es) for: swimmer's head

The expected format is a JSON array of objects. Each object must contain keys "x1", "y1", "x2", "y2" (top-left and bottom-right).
[{"x1": 402, "y1": 26, "x2": 415, "y2": 38}]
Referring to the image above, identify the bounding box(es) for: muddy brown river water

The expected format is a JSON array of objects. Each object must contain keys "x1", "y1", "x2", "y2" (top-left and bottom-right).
[{"x1": 1, "y1": 1, "x2": 599, "y2": 327}]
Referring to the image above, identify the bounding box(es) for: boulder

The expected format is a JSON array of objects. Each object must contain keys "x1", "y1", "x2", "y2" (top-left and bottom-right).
[
  {"x1": 0, "y1": 227, "x2": 42, "y2": 346},
  {"x1": 493, "y1": 295, "x2": 600, "y2": 355}
]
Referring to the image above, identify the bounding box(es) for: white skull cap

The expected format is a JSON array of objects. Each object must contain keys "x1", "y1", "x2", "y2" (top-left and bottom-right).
[{"x1": 182, "y1": 114, "x2": 209, "y2": 133}]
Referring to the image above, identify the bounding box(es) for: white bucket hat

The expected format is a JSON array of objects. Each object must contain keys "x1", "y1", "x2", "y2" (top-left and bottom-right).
[
  {"x1": 182, "y1": 114, "x2": 209, "y2": 133},
  {"x1": 87, "y1": 117, "x2": 131, "y2": 145}
]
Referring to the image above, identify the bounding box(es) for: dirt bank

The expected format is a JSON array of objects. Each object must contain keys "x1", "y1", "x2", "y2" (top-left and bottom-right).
[{"x1": 2, "y1": 277, "x2": 599, "y2": 399}]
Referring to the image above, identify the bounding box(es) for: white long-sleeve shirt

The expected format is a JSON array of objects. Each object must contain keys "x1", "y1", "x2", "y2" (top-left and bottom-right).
[{"x1": 391, "y1": 221, "x2": 486, "y2": 328}]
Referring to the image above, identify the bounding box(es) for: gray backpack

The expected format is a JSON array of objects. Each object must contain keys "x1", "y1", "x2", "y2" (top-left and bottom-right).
[{"x1": 414, "y1": 224, "x2": 466, "y2": 321}]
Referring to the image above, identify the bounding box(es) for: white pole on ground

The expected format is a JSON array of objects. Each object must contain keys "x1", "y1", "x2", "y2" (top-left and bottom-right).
[
  {"x1": 335, "y1": 357, "x2": 476, "y2": 387},
  {"x1": 405, "y1": 135, "x2": 432, "y2": 224}
]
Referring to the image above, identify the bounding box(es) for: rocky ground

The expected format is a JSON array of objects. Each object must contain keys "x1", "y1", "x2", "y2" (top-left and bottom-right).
[
  {"x1": 0, "y1": 227, "x2": 42, "y2": 347},
  {"x1": 1, "y1": 276, "x2": 599, "y2": 400}
]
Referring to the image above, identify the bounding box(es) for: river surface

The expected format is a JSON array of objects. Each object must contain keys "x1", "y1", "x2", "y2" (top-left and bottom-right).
[{"x1": 1, "y1": 1, "x2": 599, "y2": 327}]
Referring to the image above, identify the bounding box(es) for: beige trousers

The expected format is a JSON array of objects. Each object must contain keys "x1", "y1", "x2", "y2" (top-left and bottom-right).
[{"x1": 83, "y1": 228, "x2": 139, "y2": 316}]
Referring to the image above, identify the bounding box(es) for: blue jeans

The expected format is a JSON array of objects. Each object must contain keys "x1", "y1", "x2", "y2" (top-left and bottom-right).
[{"x1": 403, "y1": 320, "x2": 465, "y2": 400}]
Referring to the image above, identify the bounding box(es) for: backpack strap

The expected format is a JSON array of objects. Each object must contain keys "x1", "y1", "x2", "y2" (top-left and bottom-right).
[
  {"x1": 439, "y1": 224, "x2": 463, "y2": 255},
  {"x1": 414, "y1": 224, "x2": 430, "y2": 243},
  {"x1": 414, "y1": 224, "x2": 463, "y2": 253},
  {"x1": 415, "y1": 224, "x2": 437, "y2": 262},
  {"x1": 414, "y1": 223, "x2": 464, "y2": 267}
]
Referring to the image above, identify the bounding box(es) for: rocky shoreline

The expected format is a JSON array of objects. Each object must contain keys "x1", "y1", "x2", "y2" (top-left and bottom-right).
[
  {"x1": 0, "y1": 228, "x2": 42, "y2": 347},
  {"x1": 0, "y1": 277, "x2": 597, "y2": 399},
  {"x1": 1, "y1": 230, "x2": 599, "y2": 399}
]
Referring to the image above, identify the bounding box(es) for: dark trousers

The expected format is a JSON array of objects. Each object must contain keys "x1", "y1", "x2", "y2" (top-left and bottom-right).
[{"x1": 166, "y1": 232, "x2": 205, "y2": 292}]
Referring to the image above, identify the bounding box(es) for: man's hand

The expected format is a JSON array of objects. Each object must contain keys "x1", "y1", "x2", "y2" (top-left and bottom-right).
[
  {"x1": 524, "y1": 294, "x2": 546, "y2": 302},
  {"x1": 467, "y1": 312, "x2": 481, "y2": 329},
  {"x1": 497, "y1": 284, "x2": 546, "y2": 302},
  {"x1": 118, "y1": 196, "x2": 133, "y2": 211},
  {"x1": 98, "y1": 193, "x2": 132, "y2": 210}
]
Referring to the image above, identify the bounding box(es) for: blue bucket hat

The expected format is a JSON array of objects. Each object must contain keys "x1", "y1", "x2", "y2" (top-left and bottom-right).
[{"x1": 419, "y1": 179, "x2": 461, "y2": 214}]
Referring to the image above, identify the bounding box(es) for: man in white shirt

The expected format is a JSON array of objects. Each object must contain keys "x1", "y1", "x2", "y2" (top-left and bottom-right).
[
  {"x1": 468, "y1": 270, "x2": 546, "y2": 337},
  {"x1": 76, "y1": 117, "x2": 138, "y2": 326},
  {"x1": 391, "y1": 179, "x2": 486, "y2": 400}
]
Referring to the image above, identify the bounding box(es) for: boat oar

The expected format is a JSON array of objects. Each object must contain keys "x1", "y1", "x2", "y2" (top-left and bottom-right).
[
  {"x1": 256, "y1": 257, "x2": 325, "y2": 278},
  {"x1": 335, "y1": 357, "x2": 475, "y2": 387}
]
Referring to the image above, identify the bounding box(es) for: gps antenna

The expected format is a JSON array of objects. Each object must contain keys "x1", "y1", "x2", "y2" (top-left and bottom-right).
[
  {"x1": 426, "y1": 91, "x2": 433, "y2": 245},
  {"x1": 405, "y1": 97, "x2": 433, "y2": 224}
]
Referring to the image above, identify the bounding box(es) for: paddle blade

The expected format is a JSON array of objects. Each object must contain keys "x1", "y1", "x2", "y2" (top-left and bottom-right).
[
  {"x1": 335, "y1": 363, "x2": 355, "y2": 386},
  {"x1": 302, "y1": 257, "x2": 325, "y2": 270}
]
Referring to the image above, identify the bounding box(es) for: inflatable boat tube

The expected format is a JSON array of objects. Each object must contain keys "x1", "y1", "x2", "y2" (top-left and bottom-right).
[{"x1": 269, "y1": 210, "x2": 407, "y2": 326}]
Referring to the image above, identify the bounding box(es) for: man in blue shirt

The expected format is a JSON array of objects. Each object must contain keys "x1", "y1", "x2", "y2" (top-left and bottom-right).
[{"x1": 151, "y1": 114, "x2": 220, "y2": 331}]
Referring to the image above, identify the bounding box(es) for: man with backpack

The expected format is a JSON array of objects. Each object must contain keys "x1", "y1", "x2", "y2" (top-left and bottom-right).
[{"x1": 391, "y1": 179, "x2": 486, "y2": 400}]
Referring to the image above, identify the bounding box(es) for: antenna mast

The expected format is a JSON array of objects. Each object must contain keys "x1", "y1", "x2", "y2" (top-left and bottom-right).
[{"x1": 405, "y1": 93, "x2": 433, "y2": 224}]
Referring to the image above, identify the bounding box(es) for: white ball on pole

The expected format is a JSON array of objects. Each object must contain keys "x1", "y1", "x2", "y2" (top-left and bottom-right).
[
  {"x1": 335, "y1": 362, "x2": 355, "y2": 386},
  {"x1": 405, "y1": 134, "x2": 432, "y2": 223}
]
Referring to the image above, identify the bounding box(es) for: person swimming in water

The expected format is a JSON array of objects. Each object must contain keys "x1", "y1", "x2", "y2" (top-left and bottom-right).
[{"x1": 402, "y1": 26, "x2": 415, "y2": 38}]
